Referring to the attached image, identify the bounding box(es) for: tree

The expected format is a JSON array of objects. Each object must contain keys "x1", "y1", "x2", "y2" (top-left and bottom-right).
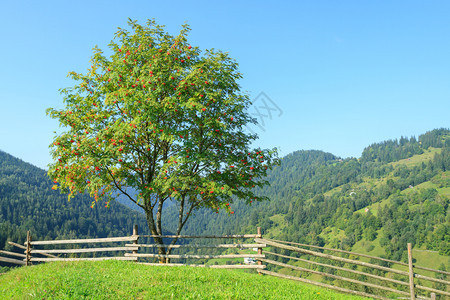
[{"x1": 47, "y1": 19, "x2": 279, "y2": 261}]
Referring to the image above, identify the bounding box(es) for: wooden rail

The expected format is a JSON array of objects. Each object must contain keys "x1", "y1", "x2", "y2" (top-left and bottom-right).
[
  {"x1": 27, "y1": 236, "x2": 138, "y2": 246},
  {"x1": 11, "y1": 232, "x2": 140, "y2": 265},
  {"x1": 264, "y1": 250, "x2": 410, "y2": 287},
  {"x1": 138, "y1": 263, "x2": 266, "y2": 269},
  {"x1": 8, "y1": 241, "x2": 57, "y2": 258},
  {"x1": 125, "y1": 253, "x2": 265, "y2": 259},
  {"x1": 257, "y1": 238, "x2": 450, "y2": 299},
  {"x1": 31, "y1": 246, "x2": 139, "y2": 254},
  {"x1": 2, "y1": 226, "x2": 447, "y2": 300},
  {"x1": 255, "y1": 238, "x2": 410, "y2": 275},
  {"x1": 0, "y1": 256, "x2": 26, "y2": 266},
  {"x1": 125, "y1": 243, "x2": 266, "y2": 249},
  {"x1": 269, "y1": 238, "x2": 450, "y2": 276},
  {"x1": 31, "y1": 257, "x2": 137, "y2": 262},
  {"x1": 139, "y1": 234, "x2": 260, "y2": 239},
  {"x1": 259, "y1": 269, "x2": 390, "y2": 300},
  {"x1": 2, "y1": 227, "x2": 264, "y2": 270},
  {"x1": 0, "y1": 250, "x2": 26, "y2": 258},
  {"x1": 260, "y1": 257, "x2": 411, "y2": 297}
]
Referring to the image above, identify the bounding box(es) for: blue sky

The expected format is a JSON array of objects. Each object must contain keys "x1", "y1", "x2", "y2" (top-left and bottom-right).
[{"x1": 0, "y1": 1, "x2": 449, "y2": 170}]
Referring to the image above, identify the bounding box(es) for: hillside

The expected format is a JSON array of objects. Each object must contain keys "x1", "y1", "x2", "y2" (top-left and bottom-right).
[
  {"x1": 163, "y1": 128, "x2": 449, "y2": 264},
  {"x1": 0, "y1": 260, "x2": 369, "y2": 299},
  {"x1": 1, "y1": 129, "x2": 448, "y2": 271},
  {"x1": 0, "y1": 150, "x2": 150, "y2": 267}
]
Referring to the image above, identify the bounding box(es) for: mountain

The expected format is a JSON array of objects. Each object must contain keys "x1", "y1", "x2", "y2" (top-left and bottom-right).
[
  {"x1": 1, "y1": 128, "x2": 448, "y2": 268},
  {"x1": 0, "y1": 150, "x2": 150, "y2": 265},
  {"x1": 163, "y1": 128, "x2": 450, "y2": 264}
]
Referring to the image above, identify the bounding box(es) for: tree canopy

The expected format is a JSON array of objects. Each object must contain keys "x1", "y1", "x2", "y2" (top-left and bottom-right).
[{"x1": 47, "y1": 19, "x2": 279, "y2": 259}]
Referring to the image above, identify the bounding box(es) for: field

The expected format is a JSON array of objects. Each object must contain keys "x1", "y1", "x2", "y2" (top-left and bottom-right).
[{"x1": 0, "y1": 260, "x2": 371, "y2": 299}]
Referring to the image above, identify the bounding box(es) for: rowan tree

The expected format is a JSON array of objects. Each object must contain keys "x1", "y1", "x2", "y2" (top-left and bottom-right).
[{"x1": 47, "y1": 19, "x2": 279, "y2": 261}]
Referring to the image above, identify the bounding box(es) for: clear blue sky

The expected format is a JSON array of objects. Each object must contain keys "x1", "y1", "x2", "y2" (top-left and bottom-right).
[{"x1": 1, "y1": 1, "x2": 449, "y2": 170}]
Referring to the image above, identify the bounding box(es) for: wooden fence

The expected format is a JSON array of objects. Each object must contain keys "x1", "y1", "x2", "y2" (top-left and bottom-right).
[
  {"x1": 254, "y1": 238, "x2": 449, "y2": 300},
  {"x1": 1, "y1": 227, "x2": 449, "y2": 300},
  {"x1": 0, "y1": 226, "x2": 266, "y2": 270}
]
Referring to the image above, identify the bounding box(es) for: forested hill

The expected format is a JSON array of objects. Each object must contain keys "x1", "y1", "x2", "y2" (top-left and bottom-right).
[
  {"x1": 0, "y1": 150, "x2": 149, "y2": 260},
  {"x1": 164, "y1": 128, "x2": 449, "y2": 263}
]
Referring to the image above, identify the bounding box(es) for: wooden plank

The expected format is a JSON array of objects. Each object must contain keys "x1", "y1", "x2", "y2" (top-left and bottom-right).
[
  {"x1": 265, "y1": 250, "x2": 409, "y2": 287},
  {"x1": 139, "y1": 234, "x2": 260, "y2": 239},
  {"x1": 260, "y1": 258, "x2": 410, "y2": 297},
  {"x1": 414, "y1": 273, "x2": 450, "y2": 286},
  {"x1": 139, "y1": 262, "x2": 206, "y2": 267},
  {"x1": 415, "y1": 284, "x2": 450, "y2": 297},
  {"x1": 8, "y1": 241, "x2": 26, "y2": 250},
  {"x1": 7, "y1": 241, "x2": 66, "y2": 258},
  {"x1": 0, "y1": 250, "x2": 26, "y2": 258},
  {"x1": 0, "y1": 256, "x2": 26, "y2": 265},
  {"x1": 256, "y1": 238, "x2": 409, "y2": 276},
  {"x1": 138, "y1": 263, "x2": 266, "y2": 269},
  {"x1": 31, "y1": 247, "x2": 138, "y2": 254},
  {"x1": 125, "y1": 253, "x2": 265, "y2": 259},
  {"x1": 7, "y1": 242, "x2": 57, "y2": 258},
  {"x1": 413, "y1": 264, "x2": 450, "y2": 276},
  {"x1": 270, "y1": 238, "x2": 450, "y2": 276},
  {"x1": 125, "y1": 243, "x2": 266, "y2": 249},
  {"x1": 269, "y1": 238, "x2": 409, "y2": 267},
  {"x1": 30, "y1": 256, "x2": 138, "y2": 262},
  {"x1": 28, "y1": 236, "x2": 137, "y2": 246},
  {"x1": 258, "y1": 269, "x2": 390, "y2": 300},
  {"x1": 35, "y1": 252, "x2": 58, "y2": 258},
  {"x1": 207, "y1": 264, "x2": 266, "y2": 269}
]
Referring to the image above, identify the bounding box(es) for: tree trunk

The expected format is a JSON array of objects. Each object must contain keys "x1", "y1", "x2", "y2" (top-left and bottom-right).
[{"x1": 145, "y1": 206, "x2": 167, "y2": 263}]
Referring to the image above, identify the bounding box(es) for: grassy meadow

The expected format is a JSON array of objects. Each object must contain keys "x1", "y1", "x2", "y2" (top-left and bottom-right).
[{"x1": 0, "y1": 260, "x2": 372, "y2": 299}]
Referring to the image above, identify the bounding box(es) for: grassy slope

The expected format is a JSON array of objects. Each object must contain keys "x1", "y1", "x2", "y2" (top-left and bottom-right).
[{"x1": 0, "y1": 260, "x2": 370, "y2": 299}]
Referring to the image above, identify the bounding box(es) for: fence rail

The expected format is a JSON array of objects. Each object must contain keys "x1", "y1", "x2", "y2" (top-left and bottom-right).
[
  {"x1": 255, "y1": 238, "x2": 449, "y2": 300},
  {"x1": 1, "y1": 226, "x2": 448, "y2": 300},
  {"x1": 268, "y1": 238, "x2": 450, "y2": 276},
  {"x1": 0, "y1": 227, "x2": 265, "y2": 270},
  {"x1": 124, "y1": 243, "x2": 266, "y2": 249}
]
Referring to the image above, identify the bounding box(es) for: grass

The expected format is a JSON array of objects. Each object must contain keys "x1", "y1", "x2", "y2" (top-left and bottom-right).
[
  {"x1": 438, "y1": 186, "x2": 450, "y2": 197},
  {"x1": 265, "y1": 214, "x2": 287, "y2": 238},
  {"x1": 412, "y1": 248, "x2": 450, "y2": 275},
  {"x1": 351, "y1": 230, "x2": 385, "y2": 258},
  {"x1": 0, "y1": 260, "x2": 371, "y2": 299},
  {"x1": 390, "y1": 147, "x2": 441, "y2": 168}
]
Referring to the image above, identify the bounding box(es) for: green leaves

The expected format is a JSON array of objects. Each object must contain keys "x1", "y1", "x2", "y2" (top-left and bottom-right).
[{"x1": 48, "y1": 19, "x2": 279, "y2": 236}]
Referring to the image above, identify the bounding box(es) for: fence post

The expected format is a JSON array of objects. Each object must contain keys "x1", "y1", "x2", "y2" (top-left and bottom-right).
[
  {"x1": 430, "y1": 292, "x2": 436, "y2": 300},
  {"x1": 132, "y1": 225, "x2": 139, "y2": 259},
  {"x1": 25, "y1": 231, "x2": 32, "y2": 266},
  {"x1": 407, "y1": 243, "x2": 415, "y2": 300},
  {"x1": 257, "y1": 227, "x2": 262, "y2": 270}
]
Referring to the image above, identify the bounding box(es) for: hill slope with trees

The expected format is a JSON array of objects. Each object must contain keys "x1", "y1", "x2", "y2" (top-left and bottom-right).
[
  {"x1": 1, "y1": 128, "x2": 448, "y2": 268},
  {"x1": 163, "y1": 128, "x2": 449, "y2": 263},
  {"x1": 0, "y1": 150, "x2": 149, "y2": 266}
]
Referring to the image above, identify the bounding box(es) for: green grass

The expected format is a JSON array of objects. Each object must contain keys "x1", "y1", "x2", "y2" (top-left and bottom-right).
[
  {"x1": 351, "y1": 230, "x2": 385, "y2": 258},
  {"x1": 265, "y1": 214, "x2": 287, "y2": 238},
  {"x1": 438, "y1": 186, "x2": 450, "y2": 197},
  {"x1": 390, "y1": 147, "x2": 441, "y2": 168},
  {"x1": 0, "y1": 260, "x2": 371, "y2": 299},
  {"x1": 412, "y1": 248, "x2": 450, "y2": 275}
]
